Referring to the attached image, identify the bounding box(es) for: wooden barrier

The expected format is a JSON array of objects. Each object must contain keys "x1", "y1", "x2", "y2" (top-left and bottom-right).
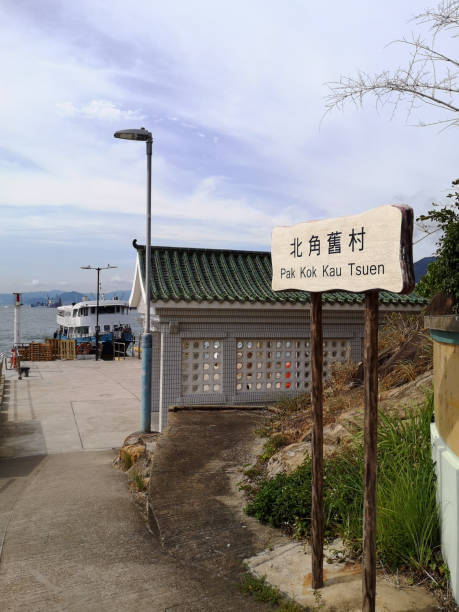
[
  {"x1": 59, "y1": 340, "x2": 76, "y2": 360},
  {"x1": 29, "y1": 343, "x2": 52, "y2": 361},
  {"x1": 17, "y1": 344, "x2": 31, "y2": 361},
  {"x1": 45, "y1": 338, "x2": 60, "y2": 359}
]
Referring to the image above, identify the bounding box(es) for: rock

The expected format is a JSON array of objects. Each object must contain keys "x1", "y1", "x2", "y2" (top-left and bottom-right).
[
  {"x1": 379, "y1": 371, "x2": 432, "y2": 415},
  {"x1": 119, "y1": 442, "x2": 145, "y2": 465},
  {"x1": 266, "y1": 426, "x2": 352, "y2": 478},
  {"x1": 266, "y1": 441, "x2": 310, "y2": 478},
  {"x1": 123, "y1": 432, "x2": 143, "y2": 446},
  {"x1": 139, "y1": 432, "x2": 160, "y2": 453},
  {"x1": 323, "y1": 422, "x2": 350, "y2": 447},
  {"x1": 337, "y1": 407, "x2": 364, "y2": 434}
]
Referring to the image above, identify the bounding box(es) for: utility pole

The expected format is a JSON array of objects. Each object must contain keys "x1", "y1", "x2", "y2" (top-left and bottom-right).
[{"x1": 80, "y1": 265, "x2": 117, "y2": 360}]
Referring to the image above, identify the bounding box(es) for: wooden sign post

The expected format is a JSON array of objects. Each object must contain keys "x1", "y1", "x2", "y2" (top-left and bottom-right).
[
  {"x1": 271, "y1": 205, "x2": 414, "y2": 610},
  {"x1": 310, "y1": 292, "x2": 324, "y2": 588}
]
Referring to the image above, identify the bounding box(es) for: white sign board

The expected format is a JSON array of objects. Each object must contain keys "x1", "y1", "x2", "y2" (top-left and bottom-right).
[{"x1": 271, "y1": 205, "x2": 414, "y2": 294}]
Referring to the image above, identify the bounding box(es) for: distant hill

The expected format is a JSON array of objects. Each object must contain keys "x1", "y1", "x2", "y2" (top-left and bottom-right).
[
  {"x1": 414, "y1": 257, "x2": 436, "y2": 283},
  {"x1": 0, "y1": 259, "x2": 433, "y2": 305},
  {"x1": 0, "y1": 289, "x2": 131, "y2": 305}
]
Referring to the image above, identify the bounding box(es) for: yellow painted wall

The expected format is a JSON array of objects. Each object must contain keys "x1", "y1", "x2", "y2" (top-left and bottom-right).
[{"x1": 434, "y1": 340, "x2": 459, "y2": 456}]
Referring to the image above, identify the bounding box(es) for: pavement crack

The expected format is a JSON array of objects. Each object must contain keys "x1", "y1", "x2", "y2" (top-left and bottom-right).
[{"x1": 70, "y1": 401, "x2": 84, "y2": 449}]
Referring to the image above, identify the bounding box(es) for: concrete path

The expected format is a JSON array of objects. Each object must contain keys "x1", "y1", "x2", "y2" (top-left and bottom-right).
[
  {"x1": 149, "y1": 411, "x2": 287, "y2": 579},
  {"x1": 0, "y1": 361, "x2": 267, "y2": 611},
  {"x1": 1, "y1": 359, "x2": 159, "y2": 457}
]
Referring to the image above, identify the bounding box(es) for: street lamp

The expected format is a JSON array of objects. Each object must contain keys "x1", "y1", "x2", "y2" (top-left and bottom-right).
[
  {"x1": 80, "y1": 264, "x2": 118, "y2": 361},
  {"x1": 114, "y1": 127, "x2": 153, "y2": 434}
]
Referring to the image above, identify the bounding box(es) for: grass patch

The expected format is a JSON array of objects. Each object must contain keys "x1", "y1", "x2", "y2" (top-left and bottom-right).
[
  {"x1": 121, "y1": 449, "x2": 132, "y2": 469},
  {"x1": 261, "y1": 433, "x2": 291, "y2": 463},
  {"x1": 240, "y1": 573, "x2": 282, "y2": 604},
  {"x1": 240, "y1": 573, "x2": 304, "y2": 610},
  {"x1": 131, "y1": 469, "x2": 145, "y2": 492},
  {"x1": 246, "y1": 391, "x2": 441, "y2": 573},
  {"x1": 378, "y1": 312, "x2": 425, "y2": 351}
]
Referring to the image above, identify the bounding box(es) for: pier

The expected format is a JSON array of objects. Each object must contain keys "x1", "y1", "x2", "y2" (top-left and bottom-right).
[
  {"x1": 0, "y1": 359, "x2": 160, "y2": 457},
  {"x1": 0, "y1": 359, "x2": 264, "y2": 611}
]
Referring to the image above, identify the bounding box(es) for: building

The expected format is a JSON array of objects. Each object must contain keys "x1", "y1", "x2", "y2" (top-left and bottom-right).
[{"x1": 129, "y1": 242, "x2": 427, "y2": 430}]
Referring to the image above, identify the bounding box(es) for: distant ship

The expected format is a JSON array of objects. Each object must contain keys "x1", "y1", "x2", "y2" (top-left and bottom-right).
[{"x1": 31, "y1": 296, "x2": 62, "y2": 308}]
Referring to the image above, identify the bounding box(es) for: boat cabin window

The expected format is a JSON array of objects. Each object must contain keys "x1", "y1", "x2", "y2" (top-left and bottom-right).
[
  {"x1": 72, "y1": 309, "x2": 77, "y2": 317},
  {"x1": 91, "y1": 307, "x2": 96, "y2": 314},
  {"x1": 99, "y1": 305, "x2": 116, "y2": 314}
]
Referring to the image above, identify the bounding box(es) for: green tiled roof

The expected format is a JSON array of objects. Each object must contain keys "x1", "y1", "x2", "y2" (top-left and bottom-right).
[{"x1": 133, "y1": 241, "x2": 427, "y2": 306}]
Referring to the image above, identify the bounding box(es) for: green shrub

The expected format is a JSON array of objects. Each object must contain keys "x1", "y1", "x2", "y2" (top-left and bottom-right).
[
  {"x1": 246, "y1": 460, "x2": 313, "y2": 534},
  {"x1": 376, "y1": 393, "x2": 440, "y2": 569},
  {"x1": 246, "y1": 391, "x2": 440, "y2": 572}
]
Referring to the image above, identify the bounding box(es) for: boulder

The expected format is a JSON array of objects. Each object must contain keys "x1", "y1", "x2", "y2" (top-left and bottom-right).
[
  {"x1": 266, "y1": 441, "x2": 310, "y2": 478},
  {"x1": 323, "y1": 422, "x2": 351, "y2": 447}
]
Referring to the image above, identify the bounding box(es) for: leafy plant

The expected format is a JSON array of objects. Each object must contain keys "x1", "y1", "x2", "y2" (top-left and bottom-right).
[
  {"x1": 416, "y1": 178, "x2": 459, "y2": 303},
  {"x1": 246, "y1": 391, "x2": 442, "y2": 574}
]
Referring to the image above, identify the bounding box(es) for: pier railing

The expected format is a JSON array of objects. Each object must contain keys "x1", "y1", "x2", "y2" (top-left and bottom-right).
[
  {"x1": 113, "y1": 342, "x2": 126, "y2": 360},
  {"x1": 0, "y1": 352, "x2": 7, "y2": 377}
]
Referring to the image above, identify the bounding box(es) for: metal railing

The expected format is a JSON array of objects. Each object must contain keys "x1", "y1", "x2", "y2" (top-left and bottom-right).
[
  {"x1": 0, "y1": 352, "x2": 7, "y2": 377},
  {"x1": 113, "y1": 342, "x2": 126, "y2": 360}
]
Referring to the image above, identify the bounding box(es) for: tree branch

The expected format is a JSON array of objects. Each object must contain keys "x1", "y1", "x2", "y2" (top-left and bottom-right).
[{"x1": 324, "y1": 0, "x2": 459, "y2": 128}]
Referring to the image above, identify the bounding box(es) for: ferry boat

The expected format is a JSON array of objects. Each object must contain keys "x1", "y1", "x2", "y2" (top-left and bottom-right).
[{"x1": 56, "y1": 296, "x2": 134, "y2": 356}]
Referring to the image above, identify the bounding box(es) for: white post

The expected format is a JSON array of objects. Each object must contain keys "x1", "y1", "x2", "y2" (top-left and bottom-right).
[{"x1": 13, "y1": 292, "x2": 21, "y2": 347}]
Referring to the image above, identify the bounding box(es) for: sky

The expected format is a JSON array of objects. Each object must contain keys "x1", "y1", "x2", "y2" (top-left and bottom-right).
[{"x1": 0, "y1": 0, "x2": 457, "y2": 293}]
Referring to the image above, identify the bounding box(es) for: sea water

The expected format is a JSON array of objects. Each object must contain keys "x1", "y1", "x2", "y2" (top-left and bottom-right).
[{"x1": 0, "y1": 306, "x2": 143, "y2": 355}]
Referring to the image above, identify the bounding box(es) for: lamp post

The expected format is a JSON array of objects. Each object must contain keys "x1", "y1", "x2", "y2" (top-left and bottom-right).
[
  {"x1": 114, "y1": 127, "x2": 153, "y2": 434},
  {"x1": 80, "y1": 264, "x2": 118, "y2": 361}
]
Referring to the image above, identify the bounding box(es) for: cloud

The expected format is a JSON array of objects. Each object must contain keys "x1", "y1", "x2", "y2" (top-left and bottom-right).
[
  {"x1": 0, "y1": 0, "x2": 456, "y2": 293},
  {"x1": 56, "y1": 99, "x2": 145, "y2": 122},
  {"x1": 31, "y1": 279, "x2": 40, "y2": 286}
]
